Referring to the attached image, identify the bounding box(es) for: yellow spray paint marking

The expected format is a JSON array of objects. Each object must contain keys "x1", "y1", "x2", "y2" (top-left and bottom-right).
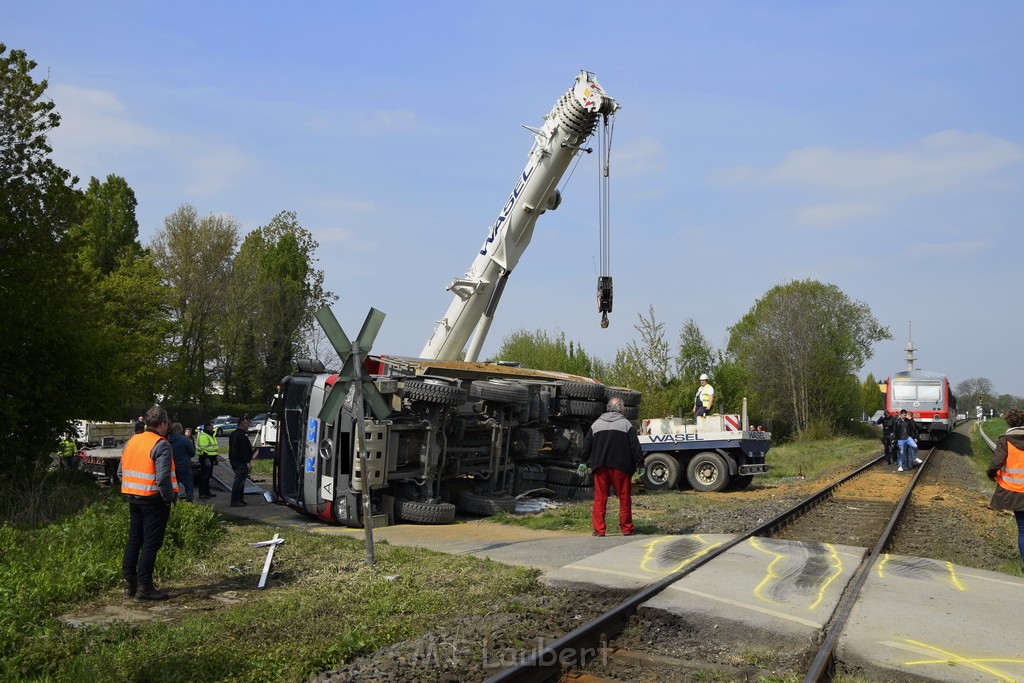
[
  {"x1": 876, "y1": 554, "x2": 965, "y2": 590},
  {"x1": 899, "y1": 638, "x2": 1021, "y2": 682},
  {"x1": 638, "y1": 535, "x2": 723, "y2": 574},
  {"x1": 945, "y1": 561, "x2": 966, "y2": 591},
  {"x1": 749, "y1": 538, "x2": 843, "y2": 610}
]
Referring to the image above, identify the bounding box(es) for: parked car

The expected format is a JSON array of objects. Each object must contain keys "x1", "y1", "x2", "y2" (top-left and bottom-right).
[
  {"x1": 210, "y1": 415, "x2": 239, "y2": 437},
  {"x1": 248, "y1": 413, "x2": 268, "y2": 433}
]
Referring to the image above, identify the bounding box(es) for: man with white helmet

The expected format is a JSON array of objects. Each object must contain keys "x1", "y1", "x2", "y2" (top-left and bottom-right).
[{"x1": 694, "y1": 373, "x2": 714, "y2": 417}]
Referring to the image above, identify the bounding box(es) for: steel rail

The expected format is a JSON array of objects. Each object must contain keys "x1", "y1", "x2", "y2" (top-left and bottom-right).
[
  {"x1": 485, "y1": 452, "x2": 894, "y2": 683},
  {"x1": 802, "y1": 445, "x2": 937, "y2": 682}
]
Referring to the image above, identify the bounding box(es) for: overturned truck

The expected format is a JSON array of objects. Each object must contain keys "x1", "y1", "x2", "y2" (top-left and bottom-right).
[{"x1": 273, "y1": 355, "x2": 642, "y2": 526}]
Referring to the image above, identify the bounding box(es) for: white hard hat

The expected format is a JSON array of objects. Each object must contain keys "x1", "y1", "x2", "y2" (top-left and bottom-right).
[{"x1": 699, "y1": 374, "x2": 709, "y2": 381}]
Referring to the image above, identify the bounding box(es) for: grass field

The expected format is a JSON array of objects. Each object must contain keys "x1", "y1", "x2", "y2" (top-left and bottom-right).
[{"x1": 0, "y1": 469, "x2": 544, "y2": 682}]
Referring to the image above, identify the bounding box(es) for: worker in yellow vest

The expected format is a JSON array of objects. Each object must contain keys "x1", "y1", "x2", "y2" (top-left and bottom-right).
[
  {"x1": 119, "y1": 405, "x2": 178, "y2": 601},
  {"x1": 58, "y1": 435, "x2": 79, "y2": 470},
  {"x1": 988, "y1": 408, "x2": 1024, "y2": 566},
  {"x1": 196, "y1": 421, "x2": 220, "y2": 499},
  {"x1": 693, "y1": 373, "x2": 714, "y2": 417}
]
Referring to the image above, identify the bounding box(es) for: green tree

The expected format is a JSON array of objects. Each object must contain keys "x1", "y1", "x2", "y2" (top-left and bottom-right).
[
  {"x1": 151, "y1": 204, "x2": 238, "y2": 403},
  {"x1": 71, "y1": 174, "x2": 141, "y2": 276},
  {"x1": 0, "y1": 44, "x2": 106, "y2": 470},
  {"x1": 606, "y1": 306, "x2": 680, "y2": 418},
  {"x1": 221, "y1": 211, "x2": 333, "y2": 402},
  {"x1": 860, "y1": 373, "x2": 884, "y2": 418},
  {"x1": 490, "y1": 328, "x2": 601, "y2": 377},
  {"x1": 727, "y1": 280, "x2": 890, "y2": 436},
  {"x1": 675, "y1": 318, "x2": 715, "y2": 384}
]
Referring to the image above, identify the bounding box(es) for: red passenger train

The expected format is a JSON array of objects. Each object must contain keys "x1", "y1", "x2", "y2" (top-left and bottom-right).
[{"x1": 884, "y1": 370, "x2": 957, "y2": 443}]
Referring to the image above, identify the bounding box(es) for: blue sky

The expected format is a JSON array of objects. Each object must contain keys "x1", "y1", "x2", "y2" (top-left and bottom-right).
[{"x1": 8, "y1": 2, "x2": 1024, "y2": 399}]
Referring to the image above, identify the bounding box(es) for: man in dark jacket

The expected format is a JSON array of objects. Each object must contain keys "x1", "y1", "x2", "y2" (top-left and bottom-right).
[
  {"x1": 167, "y1": 422, "x2": 195, "y2": 502},
  {"x1": 893, "y1": 410, "x2": 921, "y2": 472},
  {"x1": 876, "y1": 411, "x2": 898, "y2": 465},
  {"x1": 228, "y1": 415, "x2": 255, "y2": 507},
  {"x1": 579, "y1": 397, "x2": 644, "y2": 536}
]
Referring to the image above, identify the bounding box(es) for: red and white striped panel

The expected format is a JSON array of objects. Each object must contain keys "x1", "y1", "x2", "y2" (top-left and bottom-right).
[
  {"x1": 640, "y1": 419, "x2": 652, "y2": 435},
  {"x1": 724, "y1": 414, "x2": 740, "y2": 431}
]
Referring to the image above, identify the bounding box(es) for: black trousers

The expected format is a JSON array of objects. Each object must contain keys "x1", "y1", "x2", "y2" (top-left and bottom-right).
[
  {"x1": 230, "y1": 460, "x2": 250, "y2": 503},
  {"x1": 197, "y1": 455, "x2": 216, "y2": 496},
  {"x1": 123, "y1": 498, "x2": 170, "y2": 585}
]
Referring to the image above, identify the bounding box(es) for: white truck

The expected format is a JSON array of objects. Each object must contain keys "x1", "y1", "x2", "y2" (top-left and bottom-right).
[
  {"x1": 74, "y1": 420, "x2": 134, "y2": 448},
  {"x1": 638, "y1": 414, "x2": 770, "y2": 492}
]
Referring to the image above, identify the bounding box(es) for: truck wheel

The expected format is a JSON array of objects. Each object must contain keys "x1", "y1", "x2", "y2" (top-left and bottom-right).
[
  {"x1": 469, "y1": 379, "x2": 529, "y2": 406},
  {"x1": 546, "y1": 465, "x2": 592, "y2": 486},
  {"x1": 728, "y1": 474, "x2": 754, "y2": 491},
  {"x1": 512, "y1": 428, "x2": 543, "y2": 456},
  {"x1": 395, "y1": 499, "x2": 457, "y2": 524},
  {"x1": 605, "y1": 386, "x2": 642, "y2": 406},
  {"x1": 623, "y1": 405, "x2": 640, "y2": 420},
  {"x1": 686, "y1": 452, "x2": 730, "y2": 492},
  {"x1": 456, "y1": 491, "x2": 517, "y2": 516},
  {"x1": 402, "y1": 379, "x2": 467, "y2": 406},
  {"x1": 558, "y1": 399, "x2": 605, "y2": 418},
  {"x1": 641, "y1": 453, "x2": 680, "y2": 490},
  {"x1": 549, "y1": 483, "x2": 593, "y2": 501},
  {"x1": 555, "y1": 380, "x2": 605, "y2": 401}
]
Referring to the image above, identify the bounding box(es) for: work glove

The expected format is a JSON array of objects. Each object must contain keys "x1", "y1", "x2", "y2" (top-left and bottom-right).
[
  {"x1": 987, "y1": 468, "x2": 998, "y2": 481},
  {"x1": 576, "y1": 463, "x2": 588, "y2": 477},
  {"x1": 631, "y1": 467, "x2": 644, "y2": 484}
]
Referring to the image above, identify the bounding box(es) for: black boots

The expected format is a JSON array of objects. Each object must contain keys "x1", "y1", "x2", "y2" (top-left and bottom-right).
[
  {"x1": 135, "y1": 582, "x2": 169, "y2": 601},
  {"x1": 124, "y1": 579, "x2": 137, "y2": 598}
]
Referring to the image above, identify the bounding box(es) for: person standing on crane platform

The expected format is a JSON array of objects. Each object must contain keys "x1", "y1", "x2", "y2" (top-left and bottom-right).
[{"x1": 694, "y1": 374, "x2": 714, "y2": 417}]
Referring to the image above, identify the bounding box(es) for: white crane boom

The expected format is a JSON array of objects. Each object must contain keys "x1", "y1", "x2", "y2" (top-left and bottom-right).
[{"x1": 419, "y1": 71, "x2": 619, "y2": 361}]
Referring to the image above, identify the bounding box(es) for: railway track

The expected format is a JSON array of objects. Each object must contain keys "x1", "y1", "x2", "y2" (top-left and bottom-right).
[{"x1": 485, "y1": 445, "x2": 940, "y2": 683}]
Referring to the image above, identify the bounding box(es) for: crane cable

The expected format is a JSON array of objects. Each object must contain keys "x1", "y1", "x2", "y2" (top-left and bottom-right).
[
  {"x1": 599, "y1": 114, "x2": 615, "y2": 278},
  {"x1": 597, "y1": 113, "x2": 615, "y2": 327}
]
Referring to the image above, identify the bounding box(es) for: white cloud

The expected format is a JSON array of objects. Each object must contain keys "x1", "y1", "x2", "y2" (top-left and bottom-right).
[
  {"x1": 792, "y1": 201, "x2": 882, "y2": 227},
  {"x1": 712, "y1": 130, "x2": 1024, "y2": 197},
  {"x1": 906, "y1": 239, "x2": 992, "y2": 259},
  {"x1": 313, "y1": 227, "x2": 379, "y2": 250},
  {"x1": 613, "y1": 136, "x2": 668, "y2": 177},
  {"x1": 47, "y1": 83, "x2": 252, "y2": 195}
]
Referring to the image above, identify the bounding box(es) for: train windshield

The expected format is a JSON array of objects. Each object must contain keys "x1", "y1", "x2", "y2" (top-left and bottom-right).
[{"x1": 892, "y1": 381, "x2": 942, "y2": 403}]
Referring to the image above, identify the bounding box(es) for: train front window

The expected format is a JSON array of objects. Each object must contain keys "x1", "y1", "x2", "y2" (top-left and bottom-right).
[{"x1": 892, "y1": 381, "x2": 942, "y2": 403}]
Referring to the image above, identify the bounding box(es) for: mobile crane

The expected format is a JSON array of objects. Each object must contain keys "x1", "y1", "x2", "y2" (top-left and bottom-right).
[
  {"x1": 421, "y1": 70, "x2": 619, "y2": 362},
  {"x1": 272, "y1": 72, "x2": 631, "y2": 526}
]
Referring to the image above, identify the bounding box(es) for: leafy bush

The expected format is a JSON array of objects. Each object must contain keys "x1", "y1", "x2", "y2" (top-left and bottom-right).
[{"x1": 0, "y1": 496, "x2": 222, "y2": 675}]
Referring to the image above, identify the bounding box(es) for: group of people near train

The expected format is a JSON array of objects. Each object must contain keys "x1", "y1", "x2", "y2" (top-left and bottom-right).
[{"x1": 876, "y1": 410, "x2": 925, "y2": 472}]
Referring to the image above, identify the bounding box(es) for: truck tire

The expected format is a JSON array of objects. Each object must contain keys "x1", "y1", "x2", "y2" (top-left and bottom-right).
[
  {"x1": 555, "y1": 380, "x2": 605, "y2": 401},
  {"x1": 456, "y1": 491, "x2": 517, "y2": 516},
  {"x1": 511, "y1": 428, "x2": 543, "y2": 456},
  {"x1": 640, "y1": 452, "x2": 680, "y2": 490},
  {"x1": 605, "y1": 386, "x2": 642, "y2": 406},
  {"x1": 622, "y1": 405, "x2": 640, "y2": 420},
  {"x1": 558, "y1": 399, "x2": 605, "y2": 418},
  {"x1": 402, "y1": 379, "x2": 467, "y2": 406},
  {"x1": 546, "y1": 465, "x2": 592, "y2": 487},
  {"x1": 549, "y1": 483, "x2": 594, "y2": 501},
  {"x1": 469, "y1": 379, "x2": 529, "y2": 406},
  {"x1": 395, "y1": 499, "x2": 457, "y2": 524},
  {"x1": 686, "y1": 451, "x2": 731, "y2": 492},
  {"x1": 728, "y1": 474, "x2": 754, "y2": 491}
]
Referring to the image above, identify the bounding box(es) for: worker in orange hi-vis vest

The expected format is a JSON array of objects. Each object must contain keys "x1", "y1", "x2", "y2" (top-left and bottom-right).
[
  {"x1": 987, "y1": 408, "x2": 1024, "y2": 567},
  {"x1": 119, "y1": 405, "x2": 178, "y2": 601}
]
